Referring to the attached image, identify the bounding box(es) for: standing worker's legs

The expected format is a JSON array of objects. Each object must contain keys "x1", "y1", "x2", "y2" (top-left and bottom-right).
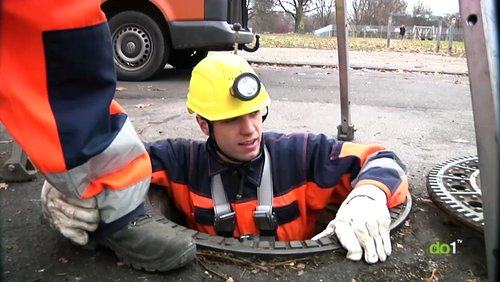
[{"x1": 0, "y1": 0, "x2": 195, "y2": 271}]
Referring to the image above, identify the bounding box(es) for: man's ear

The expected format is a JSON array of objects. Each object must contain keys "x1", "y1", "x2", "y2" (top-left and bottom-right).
[{"x1": 196, "y1": 115, "x2": 210, "y2": 136}]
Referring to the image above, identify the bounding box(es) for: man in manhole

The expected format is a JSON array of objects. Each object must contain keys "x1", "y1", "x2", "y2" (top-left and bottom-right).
[{"x1": 42, "y1": 53, "x2": 409, "y2": 265}]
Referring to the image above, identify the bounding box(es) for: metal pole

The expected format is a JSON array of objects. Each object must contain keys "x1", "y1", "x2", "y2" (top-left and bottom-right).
[
  {"x1": 335, "y1": 0, "x2": 354, "y2": 141},
  {"x1": 386, "y1": 14, "x2": 393, "y2": 48},
  {"x1": 448, "y1": 22, "x2": 455, "y2": 54},
  {"x1": 233, "y1": 23, "x2": 242, "y2": 54},
  {"x1": 459, "y1": 0, "x2": 499, "y2": 281},
  {"x1": 435, "y1": 23, "x2": 442, "y2": 53}
]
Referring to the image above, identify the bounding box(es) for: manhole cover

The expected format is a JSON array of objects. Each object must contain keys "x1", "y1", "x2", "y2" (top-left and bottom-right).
[
  {"x1": 148, "y1": 186, "x2": 412, "y2": 256},
  {"x1": 427, "y1": 155, "x2": 483, "y2": 233}
]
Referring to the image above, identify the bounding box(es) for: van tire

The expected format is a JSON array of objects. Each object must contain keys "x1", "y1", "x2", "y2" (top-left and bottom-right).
[{"x1": 109, "y1": 11, "x2": 170, "y2": 81}]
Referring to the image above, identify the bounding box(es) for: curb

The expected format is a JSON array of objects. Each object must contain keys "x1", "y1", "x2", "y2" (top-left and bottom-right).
[{"x1": 244, "y1": 58, "x2": 469, "y2": 76}]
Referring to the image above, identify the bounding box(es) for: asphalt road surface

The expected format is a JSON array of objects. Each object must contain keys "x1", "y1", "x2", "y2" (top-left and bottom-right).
[{"x1": 1, "y1": 65, "x2": 486, "y2": 281}]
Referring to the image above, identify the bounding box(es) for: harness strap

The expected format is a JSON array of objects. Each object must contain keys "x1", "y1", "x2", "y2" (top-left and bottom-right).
[
  {"x1": 253, "y1": 147, "x2": 277, "y2": 233},
  {"x1": 211, "y1": 174, "x2": 236, "y2": 235},
  {"x1": 211, "y1": 146, "x2": 277, "y2": 239}
]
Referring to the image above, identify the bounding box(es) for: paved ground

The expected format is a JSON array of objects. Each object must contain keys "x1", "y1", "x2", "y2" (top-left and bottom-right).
[
  {"x1": 0, "y1": 48, "x2": 486, "y2": 281},
  {"x1": 239, "y1": 48, "x2": 468, "y2": 75}
]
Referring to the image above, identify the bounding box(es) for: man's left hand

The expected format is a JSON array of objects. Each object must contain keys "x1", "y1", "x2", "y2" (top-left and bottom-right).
[
  {"x1": 312, "y1": 184, "x2": 391, "y2": 264},
  {"x1": 41, "y1": 180, "x2": 100, "y2": 245}
]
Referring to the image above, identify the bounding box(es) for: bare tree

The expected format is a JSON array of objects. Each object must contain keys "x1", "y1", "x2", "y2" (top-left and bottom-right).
[
  {"x1": 248, "y1": 0, "x2": 275, "y2": 20},
  {"x1": 412, "y1": 1, "x2": 433, "y2": 17},
  {"x1": 350, "y1": 0, "x2": 373, "y2": 26},
  {"x1": 411, "y1": 1, "x2": 433, "y2": 26},
  {"x1": 275, "y1": 0, "x2": 316, "y2": 33},
  {"x1": 313, "y1": 0, "x2": 335, "y2": 28},
  {"x1": 248, "y1": 0, "x2": 276, "y2": 33},
  {"x1": 349, "y1": 0, "x2": 407, "y2": 26}
]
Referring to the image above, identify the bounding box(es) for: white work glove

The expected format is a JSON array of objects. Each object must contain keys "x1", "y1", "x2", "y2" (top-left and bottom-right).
[
  {"x1": 312, "y1": 184, "x2": 391, "y2": 264},
  {"x1": 41, "y1": 180, "x2": 100, "y2": 245}
]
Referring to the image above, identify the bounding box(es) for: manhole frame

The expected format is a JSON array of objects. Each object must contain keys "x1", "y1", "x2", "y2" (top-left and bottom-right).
[
  {"x1": 148, "y1": 186, "x2": 412, "y2": 256},
  {"x1": 427, "y1": 155, "x2": 483, "y2": 234}
]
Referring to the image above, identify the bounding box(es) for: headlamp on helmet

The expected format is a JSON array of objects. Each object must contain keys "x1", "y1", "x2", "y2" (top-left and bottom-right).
[{"x1": 231, "y1": 73, "x2": 261, "y2": 101}]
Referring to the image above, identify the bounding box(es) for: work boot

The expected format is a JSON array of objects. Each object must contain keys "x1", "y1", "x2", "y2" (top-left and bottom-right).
[{"x1": 97, "y1": 215, "x2": 196, "y2": 272}]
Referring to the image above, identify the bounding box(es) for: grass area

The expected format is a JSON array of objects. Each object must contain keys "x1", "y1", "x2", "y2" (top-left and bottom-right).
[{"x1": 259, "y1": 33, "x2": 466, "y2": 57}]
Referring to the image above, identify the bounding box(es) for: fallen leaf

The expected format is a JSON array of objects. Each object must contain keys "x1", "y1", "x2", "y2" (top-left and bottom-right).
[
  {"x1": 226, "y1": 278, "x2": 234, "y2": 282},
  {"x1": 298, "y1": 270, "x2": 305, "y2": 276},
  {"x1": 135, "y1": 103, "x2": 152, "y2": 109},
  {"x1": 296, "y1": 263, "x2": 306, "y2": 270},
  {"x1": 0, "y1": 183, "x2": 8, "y2": 190},
  {"x1": 451, "y1": 138, "x2": 469, "y2": 144},
  {"x1": 59, "y1": 257, "x2": 69, "y2": 263},
  {"x1": 427, "y1": 268, "x2": 439, "y2": 282}
]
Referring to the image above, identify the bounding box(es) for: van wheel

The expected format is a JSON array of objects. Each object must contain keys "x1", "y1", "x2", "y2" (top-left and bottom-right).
[
  {"x1": 109, "y1": 11, "x2": 170, "y2": 81},
  {"x1": 168, "y1": 50, "x2": 208, "y2": 69}
]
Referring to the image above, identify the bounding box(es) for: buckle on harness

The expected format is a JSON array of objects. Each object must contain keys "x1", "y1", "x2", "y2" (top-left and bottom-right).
[
  {"x1": 214, "y1": 211, "x2": 236, "y2": 233},
  {"x1": 253, "y1": 209, "x2": 277, "y2": 231}
]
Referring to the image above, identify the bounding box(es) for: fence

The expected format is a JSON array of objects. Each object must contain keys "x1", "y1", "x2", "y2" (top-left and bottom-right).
[{"x1": 313, "y1": 24, "x2": 464, "y2": 41}]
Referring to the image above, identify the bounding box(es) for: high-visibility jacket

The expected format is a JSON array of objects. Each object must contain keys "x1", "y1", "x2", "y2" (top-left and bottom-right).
[
  {"x1": 0, "y1": 1, "x2": 151, "y2": 222},
  {"x1": 149, "y1": 132, "x2": 408, "y2": 241}
]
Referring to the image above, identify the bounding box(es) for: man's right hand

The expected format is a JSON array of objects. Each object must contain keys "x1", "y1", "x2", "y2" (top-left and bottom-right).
[{"x1": 41, "y1": 180, "x2": 100, "y2": 245}]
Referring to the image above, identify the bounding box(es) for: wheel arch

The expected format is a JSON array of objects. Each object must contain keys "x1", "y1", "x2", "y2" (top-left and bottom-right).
[{"x1": 101, "y1": 0, "x2": 172, "y2": 36}]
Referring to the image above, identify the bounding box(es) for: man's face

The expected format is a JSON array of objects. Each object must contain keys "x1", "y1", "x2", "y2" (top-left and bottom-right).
[{"x1": 211, "y1": 111, "x2": 263, "y2": 163}]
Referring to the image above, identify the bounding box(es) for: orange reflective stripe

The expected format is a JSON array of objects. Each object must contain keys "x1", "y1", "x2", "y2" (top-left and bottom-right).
[
  {"x1": 388, "y1": 182, "x2": 409, "y2": 208},
  {"x1": 232, "y1": 200, "x2": 258, "y2": 237},
  {"x1": 151, "y1": 171, "x2": 169, "y2": 187},
  {"x1": 5, "y1": 1, "x2": 106, "y2": 30},
  {"x1": 274, "y1": 185, "x2": 315, "y2": 241},
  {"x1": 110, "y1": 100, "x2": 126, "y2": 115},
  {"x1": 189, "y1": 190, "x2": 213, "y2": 209},
  {"x1": 81, "y1": 152, "x2": 151, "y2": 198},
  {"x1": 276, "y1": 216, "x2": 311, "y2": 241},
  {"x1": 188, "y1": 190, "x2": 216, "y2": 235},
  {"x1": 0, "y1": 1, "x2": 107, "y2": 173},
  {"x1": 166, "y1": 182, "x2": 196, "y2": 217},
  {"x1": 338, "y1": 142, "x2": 386, "y2": 166},
  {"x1": 194, "y1": 224, "x2": 217, "y2": 236}
]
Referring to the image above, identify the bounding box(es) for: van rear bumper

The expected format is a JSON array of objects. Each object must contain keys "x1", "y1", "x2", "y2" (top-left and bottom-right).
[{"x1": 169, "y1": 21, "x2": 254, "y2": 50}]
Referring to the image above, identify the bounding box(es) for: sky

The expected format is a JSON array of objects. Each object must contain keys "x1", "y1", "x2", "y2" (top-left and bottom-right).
[
  {"x1": 405, "y1": 0, "x2": 460, "y2": 16},
  {"x1": 344, "y1": 0, "x2": 460, "y2": 16}
]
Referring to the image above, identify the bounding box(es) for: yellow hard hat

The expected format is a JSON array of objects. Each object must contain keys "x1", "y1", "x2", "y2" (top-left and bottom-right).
[{"x1": 186, "y1": 53, "x2": 271, "y2": 121}]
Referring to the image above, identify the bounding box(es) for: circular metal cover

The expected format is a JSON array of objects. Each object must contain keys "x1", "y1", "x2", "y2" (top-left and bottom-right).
[
  {"x1": 427, "y1": 155, "x2": 483, "y2": 233},
  {"x1": 148, "y1": 186, "x2": 412, "y2": 256}
]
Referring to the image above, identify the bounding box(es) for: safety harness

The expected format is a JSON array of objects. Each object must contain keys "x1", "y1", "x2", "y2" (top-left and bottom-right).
[{"x1": 211, "y1": 146, "x2": 277, "y2": 240}]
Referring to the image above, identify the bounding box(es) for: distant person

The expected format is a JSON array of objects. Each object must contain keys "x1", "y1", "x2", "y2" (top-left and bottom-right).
[
  {"x1": 400, "y1": 25, "x2": 406, "y2": 39},
  {"x1": 42, "y1": 53, "x2": 409, "y2": 264}
]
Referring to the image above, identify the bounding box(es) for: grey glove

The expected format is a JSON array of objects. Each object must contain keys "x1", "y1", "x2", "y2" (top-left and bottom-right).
[
  {"x1": 41, "y1": 180, "x2": 100, "y2": 245},
  {"x1": 312, "y1": 184, "x2": 391, "y2": 263}
]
